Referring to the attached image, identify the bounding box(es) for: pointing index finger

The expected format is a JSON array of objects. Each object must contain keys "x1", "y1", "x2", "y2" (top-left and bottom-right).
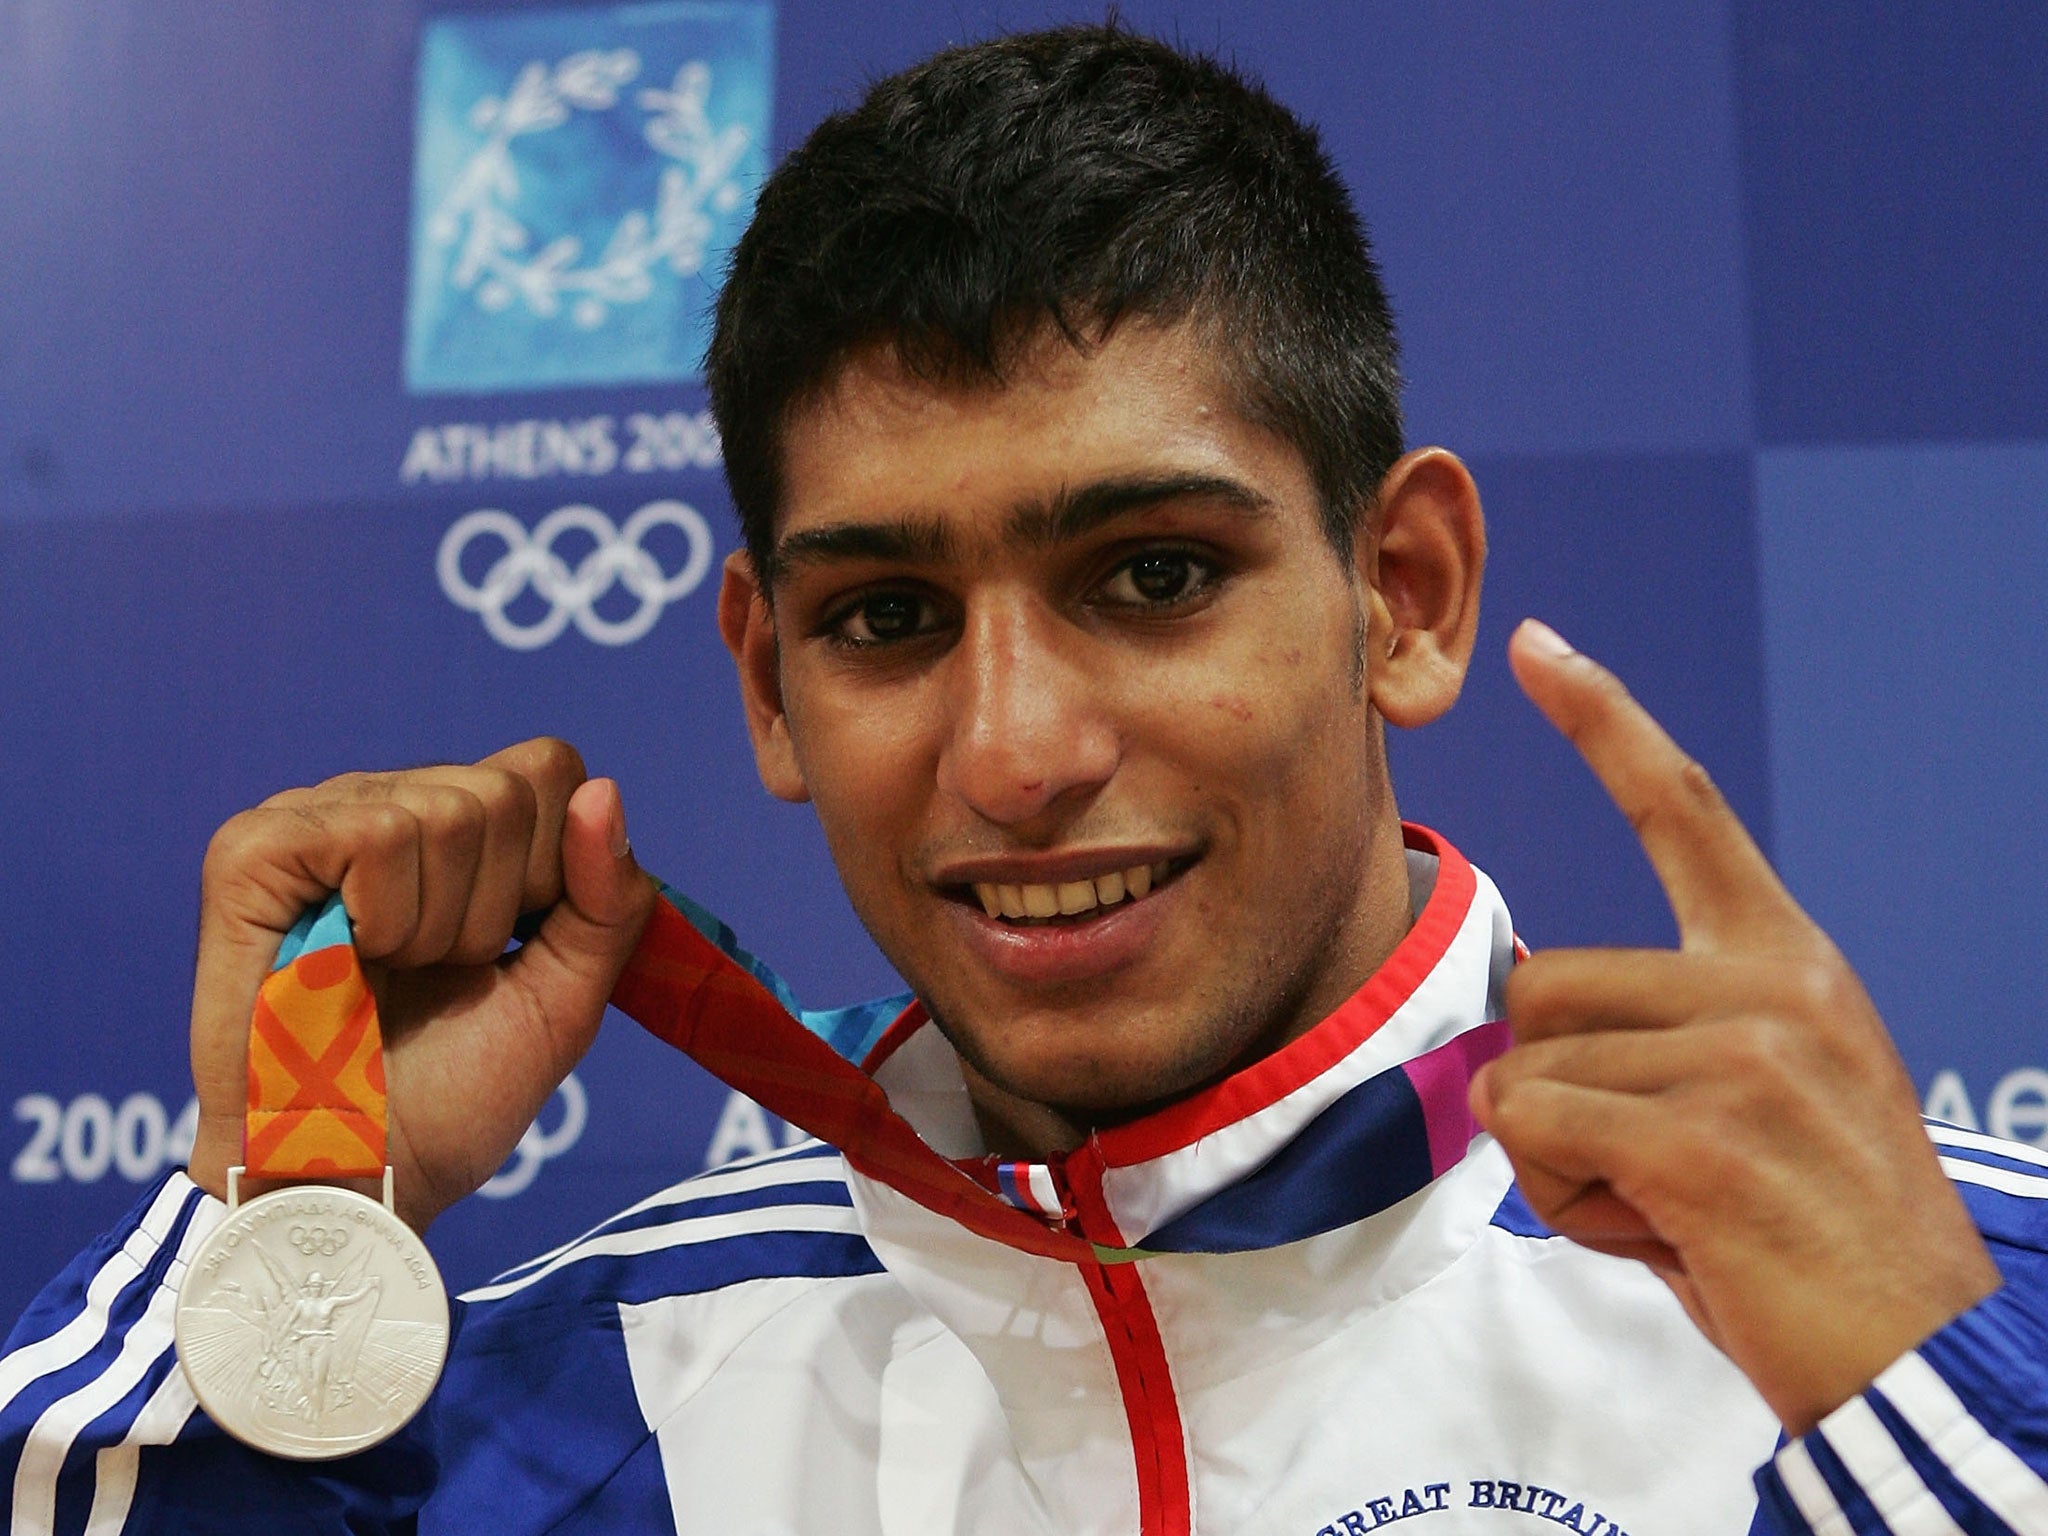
[{"x1": 1509, "y1": 619, "x2": 1809, "y2": 952}]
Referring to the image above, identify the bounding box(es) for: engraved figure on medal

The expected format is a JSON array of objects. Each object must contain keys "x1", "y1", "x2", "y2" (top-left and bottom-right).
[{"x1": 177, "y1": 1183, "x2": 449, "y2": 1459}]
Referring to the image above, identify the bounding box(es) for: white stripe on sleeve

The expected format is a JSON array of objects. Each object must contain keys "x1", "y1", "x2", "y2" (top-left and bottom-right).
[
  {"x1": 460, "y1": 1204, "x2": 864, "y2": 1303},
  {"x1": 79, "y1": 1448, "x2": 138, "y2": 1536},
  {"x1": 1777, "y1": 1437, "x2": 1857, "y2": 1536},
  {"x1": 10, "y1": 1204, "x2": 214, "y2": 1536},
  {"x1": 485, "y1": 1149, "x2": 846, "y2": 1286},
  {"x1": 79, "y1": 1359, "x2": 198, "y2": 1536},
  {"x1": 1938, "y1": 1157, "x2": 2048, "y2": 1201},
  {"x1": 1877, "y1": 1351, "x2": 2048, "y2": 1532},
  {"x1": 1817, "y1": 1394, "x2": 1966, "y2": 1535},
  {"x1": 0, "y1": 1181, "x2": 197, "y2": 1419},
  {"x1": 1927, "y1": 1126, "x2": 2048, "y2": 1173}
]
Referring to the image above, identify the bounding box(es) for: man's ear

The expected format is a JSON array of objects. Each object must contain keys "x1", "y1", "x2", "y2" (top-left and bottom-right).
[
  {"x1": 1361, "y1": 447, "x2": 1486, "y2": 729},
  {"x1": 717, "y1": 550, "x2": 812, "y2": 803}
]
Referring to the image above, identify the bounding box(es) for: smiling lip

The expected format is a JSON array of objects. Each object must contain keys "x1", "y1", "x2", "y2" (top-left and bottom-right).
[{"x1": 936, "y1": 852, "x2": 1194, "y2": 986}]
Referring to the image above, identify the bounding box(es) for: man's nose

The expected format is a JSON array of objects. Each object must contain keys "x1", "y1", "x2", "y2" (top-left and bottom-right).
[{"x1": 935, "y1": 597, "x2": 1119, "y2": 827}]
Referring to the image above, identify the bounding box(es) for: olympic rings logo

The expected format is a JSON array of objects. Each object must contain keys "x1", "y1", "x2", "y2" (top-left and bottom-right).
[
  {"x1": 289, "y1": 1225, "x2": 351, "y2": 1258},
  {"x1": 437, "y1": 501, "x2": 714, "y2": 650}
]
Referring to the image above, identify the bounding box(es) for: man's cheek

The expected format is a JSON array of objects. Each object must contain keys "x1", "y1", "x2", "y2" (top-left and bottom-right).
[{"x1": 810, "y1": 799, "x2": 912, "y2": 930}]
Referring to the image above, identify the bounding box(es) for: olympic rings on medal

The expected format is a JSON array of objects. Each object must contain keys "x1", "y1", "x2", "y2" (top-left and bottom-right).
[
  {"x1": 437, "y1": 501, "x2": 714, "y2": 650},
  {"x1": 288, "y1": 1224, "x2": 351, "y2": 1258}
]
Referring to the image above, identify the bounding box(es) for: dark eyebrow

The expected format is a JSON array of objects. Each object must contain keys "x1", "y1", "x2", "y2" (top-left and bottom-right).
[
  {"x1": 767, "y1": 515, "x2": 957, "y2": 587},
  {"x1": 1009, "y1": 472, "x2": 1272, "y2": 546},
  {"x1": 765, "y1": 472, "x2": 1269, "y2": 589}
]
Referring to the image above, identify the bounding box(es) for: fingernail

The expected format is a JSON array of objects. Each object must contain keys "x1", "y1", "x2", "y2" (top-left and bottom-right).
[
  {"x1": 1519, "y1": 618, "x2": 1575, "y2": 659},
  {"x1": 604, "y1": 780, "x2": 630, "y2": 860}
]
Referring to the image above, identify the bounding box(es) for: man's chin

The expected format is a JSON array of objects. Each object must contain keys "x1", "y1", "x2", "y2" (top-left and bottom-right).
[{"x1": 944, "y1": 1022, "x2": 1231, "y2": 1140}]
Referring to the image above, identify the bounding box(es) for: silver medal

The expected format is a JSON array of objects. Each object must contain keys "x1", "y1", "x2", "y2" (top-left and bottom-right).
[{"x1": 175, "y1": 1170, "x2": 449, "y2": 1460}]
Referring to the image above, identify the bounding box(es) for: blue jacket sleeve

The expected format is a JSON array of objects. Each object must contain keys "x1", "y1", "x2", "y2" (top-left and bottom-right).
[
  {"x1": 1755, "y1": 1126, "x2": 2048, "y2": 1534},
  {"x1": 0, "y1": 1172, "x2": 439, "y2": 1535}
]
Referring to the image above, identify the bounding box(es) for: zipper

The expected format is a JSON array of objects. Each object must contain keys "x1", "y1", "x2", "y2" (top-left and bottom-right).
[{"x1": 1060, "y1": 1157, "x2": 1193, "y2": 1536}]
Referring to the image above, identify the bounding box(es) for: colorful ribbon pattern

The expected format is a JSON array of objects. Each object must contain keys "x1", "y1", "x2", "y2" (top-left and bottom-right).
[{"x1": 243, "y1": 894, "x2": 386, "y2": 1179}]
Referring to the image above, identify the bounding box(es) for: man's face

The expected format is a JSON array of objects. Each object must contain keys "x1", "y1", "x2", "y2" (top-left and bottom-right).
[{"x1": 739, "y1": 321, "x2": 1419, "y2": 1134}]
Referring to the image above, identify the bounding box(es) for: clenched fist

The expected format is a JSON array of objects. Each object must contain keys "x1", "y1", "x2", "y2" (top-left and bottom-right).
[{"x1": 185, "y1": 738, "x2": 657, "y2": 1231}]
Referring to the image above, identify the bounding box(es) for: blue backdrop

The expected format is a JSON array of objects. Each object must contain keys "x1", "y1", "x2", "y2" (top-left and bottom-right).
[{"x1": 3, "y1": 0, "x2": 2044, "y2": 1323}]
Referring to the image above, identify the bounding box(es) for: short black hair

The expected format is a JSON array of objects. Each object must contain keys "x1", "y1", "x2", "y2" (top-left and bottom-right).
[{"x1": 706, "y1": 23, "x2": 1404, "y2": 582}]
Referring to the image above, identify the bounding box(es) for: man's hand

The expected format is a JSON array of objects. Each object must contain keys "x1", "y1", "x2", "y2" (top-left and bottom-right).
[
  {"x1": 186, "y1": 739, "x2": 657, "y2": 1232},
  {"x1": 1469, "y1": 619, "x2": 2000, "y2": 1436}
]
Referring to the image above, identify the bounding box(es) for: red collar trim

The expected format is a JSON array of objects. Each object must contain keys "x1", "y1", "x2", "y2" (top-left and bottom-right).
[
  {"x1": 1088, "y1": 824, "x2": 1475, "y2": 1168},
  {"x1": 612, "y1": 823, "x2": 1477, "y2": 1255}
]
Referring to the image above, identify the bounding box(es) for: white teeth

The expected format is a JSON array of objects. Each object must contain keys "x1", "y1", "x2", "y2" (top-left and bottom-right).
[{"x1": 972, "y1": 860, "x2": 1177, "y2": 921}]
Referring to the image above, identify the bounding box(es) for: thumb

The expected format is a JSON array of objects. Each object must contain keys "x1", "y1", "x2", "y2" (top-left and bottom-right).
[{"x1": 509, "y1": 777, "x2": 656, "y2": 1061}]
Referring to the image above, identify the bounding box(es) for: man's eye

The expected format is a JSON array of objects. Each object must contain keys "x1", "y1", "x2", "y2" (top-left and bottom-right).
[
  {"x1": 828, "y1": 591, "x2": 935, "y2": 647},
  {"x1": 1101, "y1": 550, "x2": 1215, "y2": 607}
]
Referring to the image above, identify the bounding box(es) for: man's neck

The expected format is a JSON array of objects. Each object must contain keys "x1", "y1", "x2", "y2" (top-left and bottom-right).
[{"x1": 959, "y1": 1061, "x2": 1096, "y2": 1159}]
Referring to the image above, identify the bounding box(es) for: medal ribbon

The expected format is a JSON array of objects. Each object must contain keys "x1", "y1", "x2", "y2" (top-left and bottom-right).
[{"x1": 243, "y1": 893, "x2": 386, "y2": 1179}]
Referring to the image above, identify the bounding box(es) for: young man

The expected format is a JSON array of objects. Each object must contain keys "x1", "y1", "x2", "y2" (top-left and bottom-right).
[{"x1": 5, "y1": 25, "x2": 2045, "y2": 1536}]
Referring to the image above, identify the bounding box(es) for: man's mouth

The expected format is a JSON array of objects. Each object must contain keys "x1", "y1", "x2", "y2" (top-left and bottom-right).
[{"x1": 966, "y1": 859, "x2": 1179, "y2": 926}]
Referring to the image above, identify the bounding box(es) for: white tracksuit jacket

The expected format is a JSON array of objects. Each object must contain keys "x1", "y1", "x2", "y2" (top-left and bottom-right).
[{"x1": 5, "y1": 829, "x2": 2048, "y2": 1535}]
